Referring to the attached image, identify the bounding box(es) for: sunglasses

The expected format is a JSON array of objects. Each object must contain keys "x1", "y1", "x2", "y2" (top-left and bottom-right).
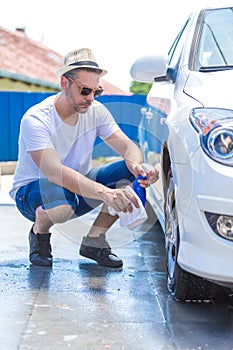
[
  {"x1": 80, "y1": 86, "x2": 104, "y2": 97},
  {"x1": 67, "y1": 77, "x2": 104, "y2": 97}
]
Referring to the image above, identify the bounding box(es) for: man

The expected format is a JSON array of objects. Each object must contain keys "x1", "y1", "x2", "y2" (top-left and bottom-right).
[{"x1": 10, "y1": 48, "x2": 158, "y2": 268}]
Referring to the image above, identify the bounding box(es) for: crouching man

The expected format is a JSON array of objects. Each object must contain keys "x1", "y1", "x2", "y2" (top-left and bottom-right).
[{"x1": 10, "y1": 48, "x2": 158, "y2": 268}]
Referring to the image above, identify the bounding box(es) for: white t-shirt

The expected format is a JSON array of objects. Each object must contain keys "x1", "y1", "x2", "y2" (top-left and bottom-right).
[{"x1": 10, "y1": 94, "x2": 120, "y2": 200}]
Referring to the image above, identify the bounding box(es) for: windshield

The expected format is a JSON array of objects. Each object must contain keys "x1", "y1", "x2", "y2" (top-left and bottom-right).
[{"x1": 197, "y1": 7, "x2": 233, "y2": 69}]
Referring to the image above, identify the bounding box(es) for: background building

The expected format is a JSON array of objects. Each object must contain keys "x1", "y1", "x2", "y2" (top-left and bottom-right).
[{"x1": 0, "y1": 26, "x2": 130, "y2": 95}]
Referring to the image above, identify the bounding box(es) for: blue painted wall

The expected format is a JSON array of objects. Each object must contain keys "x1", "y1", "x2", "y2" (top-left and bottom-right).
[{"x1": 0, "y1": 92, "x2": 147, "y2": 161}]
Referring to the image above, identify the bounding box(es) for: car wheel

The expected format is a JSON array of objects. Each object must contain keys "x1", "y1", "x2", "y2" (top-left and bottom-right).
[{"x1": 165, "y1": 172, "x2": 219, "y2": 302}]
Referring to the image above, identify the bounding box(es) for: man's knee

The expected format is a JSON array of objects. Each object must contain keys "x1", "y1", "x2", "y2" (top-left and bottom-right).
[{"x1": 36, "y1": 204, "x2": 75, "y2": 224}]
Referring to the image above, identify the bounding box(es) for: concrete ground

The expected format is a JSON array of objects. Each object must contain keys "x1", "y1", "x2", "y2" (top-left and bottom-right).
[
  {"x1": 2, "y1": 167, "x2": 233, "y2": 350},
  {"x1": 0, "y1": 168, "x2": 170, "y2": 350}
]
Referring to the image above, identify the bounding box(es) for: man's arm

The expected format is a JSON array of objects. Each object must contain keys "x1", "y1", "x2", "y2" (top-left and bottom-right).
[
  {"x1": 30, "y1": 148, "x2": 139, "y2": 212},
  {"x1": 105, "y1": 130, "x2": 159, "y2": 187},
  {"x1": 105, "y1": 130, "x2": 145, "y2": 177}
]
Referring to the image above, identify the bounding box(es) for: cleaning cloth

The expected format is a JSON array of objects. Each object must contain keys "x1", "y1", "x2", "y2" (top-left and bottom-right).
[{"x1": 108, "y1": 185, "x2": 148, "y2": 230}]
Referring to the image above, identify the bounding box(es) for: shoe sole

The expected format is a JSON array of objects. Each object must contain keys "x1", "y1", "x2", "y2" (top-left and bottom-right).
[
  {"x1": 30, "y1": 258, "x2": 53, "y2": 267},
  {"x1": 79, "y1": 251, "x2": 123, "y2": 268}
]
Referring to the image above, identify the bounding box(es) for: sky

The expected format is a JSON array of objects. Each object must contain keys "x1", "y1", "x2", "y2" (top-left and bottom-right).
[{"x1": 0, "y1": 0, "x2": 232, "y2": 91}]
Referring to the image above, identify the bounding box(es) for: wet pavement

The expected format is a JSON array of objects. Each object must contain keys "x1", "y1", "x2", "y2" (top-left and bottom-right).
[{"x1": 1, "y1": 189, "x2": 233, "y2": 350}]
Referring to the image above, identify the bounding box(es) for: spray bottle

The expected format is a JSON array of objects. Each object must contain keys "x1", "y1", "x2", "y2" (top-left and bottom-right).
[{"x1": 108, "y1": 163, "x2": 155, "y2": 229}]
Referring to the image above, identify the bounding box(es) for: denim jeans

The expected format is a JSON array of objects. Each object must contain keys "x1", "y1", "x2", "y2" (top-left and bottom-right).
[{"x1": 15, "y1": 160, "x2": 134, "y2": 222}]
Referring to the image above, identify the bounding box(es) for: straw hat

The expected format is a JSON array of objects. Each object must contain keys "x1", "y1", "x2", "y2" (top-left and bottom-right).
[{"x1": 56, "y1": 48, "x2": 107, "y2": 78}]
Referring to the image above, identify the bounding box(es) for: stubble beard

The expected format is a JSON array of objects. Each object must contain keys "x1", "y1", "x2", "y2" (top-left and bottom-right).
[{"x1": 69, "y1": 91, "x2": 92, "y2": 114}]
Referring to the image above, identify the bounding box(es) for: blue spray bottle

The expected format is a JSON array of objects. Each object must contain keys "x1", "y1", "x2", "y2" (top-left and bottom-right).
[
  {"x1": 132, "y1": 163, "x2": 155, "y2": 207},
  {"x1": 108, "y1": 163, "x2": 155, "y2": 229},
  {"x1": 132, "y1": 174, "x2": 147, "y2": 207}
]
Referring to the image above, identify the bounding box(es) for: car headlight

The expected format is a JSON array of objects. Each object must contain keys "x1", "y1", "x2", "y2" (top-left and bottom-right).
[
  {"x1": 190, "y1": 108, "x2": 233, "y2": 166},
  {"x1": 205, "y1": 212, "x2": 233, "y2": 241}
]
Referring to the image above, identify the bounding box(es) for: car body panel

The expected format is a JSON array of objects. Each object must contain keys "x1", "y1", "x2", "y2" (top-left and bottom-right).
[
  {"x1": 184, "y1": 70, "x2": 233, "y2": 109},
  {"x1": 131, "y1": 6, "x2": 233, "y2": 288}
]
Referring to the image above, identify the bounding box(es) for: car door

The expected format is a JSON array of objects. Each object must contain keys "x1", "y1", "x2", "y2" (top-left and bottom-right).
[{"x1": 138, "y1": 18, "x2": 191, "y2": 227}]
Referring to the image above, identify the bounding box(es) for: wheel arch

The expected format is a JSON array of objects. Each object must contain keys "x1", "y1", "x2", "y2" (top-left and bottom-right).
[{"x1": 161, "y1": 141, "x2": 172, "y2": 203}]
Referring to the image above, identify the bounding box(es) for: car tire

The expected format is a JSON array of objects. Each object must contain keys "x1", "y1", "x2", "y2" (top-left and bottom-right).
[{"x1": 165, "y1": 171, "x2": 219, "y2": 302}]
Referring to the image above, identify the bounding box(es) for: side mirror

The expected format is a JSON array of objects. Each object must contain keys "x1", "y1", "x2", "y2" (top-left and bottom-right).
[{"x1": 130, "y1": 55, "x2": 167, "y2": 82}]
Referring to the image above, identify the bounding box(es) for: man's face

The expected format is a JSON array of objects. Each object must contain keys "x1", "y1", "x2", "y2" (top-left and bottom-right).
[{"x1": 64, "y1": 70, "x2": 102, "y2": 114}]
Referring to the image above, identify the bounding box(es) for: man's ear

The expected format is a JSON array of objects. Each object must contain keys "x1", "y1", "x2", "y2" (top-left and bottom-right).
[{"x1": 61, "y1": 76, "x2": 69, "y2": 89}]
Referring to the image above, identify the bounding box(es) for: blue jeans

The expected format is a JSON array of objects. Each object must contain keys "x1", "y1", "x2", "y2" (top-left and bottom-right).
[{"x1": 15, "y1": 160, "x2": 134, "y2": 222}]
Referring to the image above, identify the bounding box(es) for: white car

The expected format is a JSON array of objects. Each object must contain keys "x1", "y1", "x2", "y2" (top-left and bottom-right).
[{"x1": 130, "y1": 6, "x2": 233, "y2": 301}]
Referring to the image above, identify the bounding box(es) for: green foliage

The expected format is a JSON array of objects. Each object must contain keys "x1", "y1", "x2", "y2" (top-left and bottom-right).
[{"x1": 130, "y1": 81, "x2": 152, "y2": 95}]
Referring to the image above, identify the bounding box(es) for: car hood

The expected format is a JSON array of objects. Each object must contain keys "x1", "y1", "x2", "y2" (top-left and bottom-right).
[{"x1": 184, "y1": 70, "x2": 233, "y2": 109}]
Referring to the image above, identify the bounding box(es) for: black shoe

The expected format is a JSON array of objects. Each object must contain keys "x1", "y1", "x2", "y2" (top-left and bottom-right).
[
  {"x1": 29, "y1": 227, "x2": 53, "y2": 267},
  {"x1": 79, "y1": 234, "x2": 123, "y2": 268}
]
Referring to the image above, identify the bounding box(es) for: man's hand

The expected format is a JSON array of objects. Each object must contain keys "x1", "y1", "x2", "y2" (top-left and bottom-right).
[
  {"x1": 125, "y1": 160, "x2": 146, "y2": 178},
  {"x1": 137, "y1": 168, "x2": 159, "y2": 188},
  {"x1": 98, "y1": 187, "x2": 139, "y2": 213},
  {"x1": 126, "y1": 161, "x2": 159, "y2": 188}
]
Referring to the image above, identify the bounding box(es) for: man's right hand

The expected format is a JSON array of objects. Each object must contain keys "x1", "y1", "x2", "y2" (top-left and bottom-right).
[{"x1": 98, "y1": 187, "x2": 140, "y2": 213}]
